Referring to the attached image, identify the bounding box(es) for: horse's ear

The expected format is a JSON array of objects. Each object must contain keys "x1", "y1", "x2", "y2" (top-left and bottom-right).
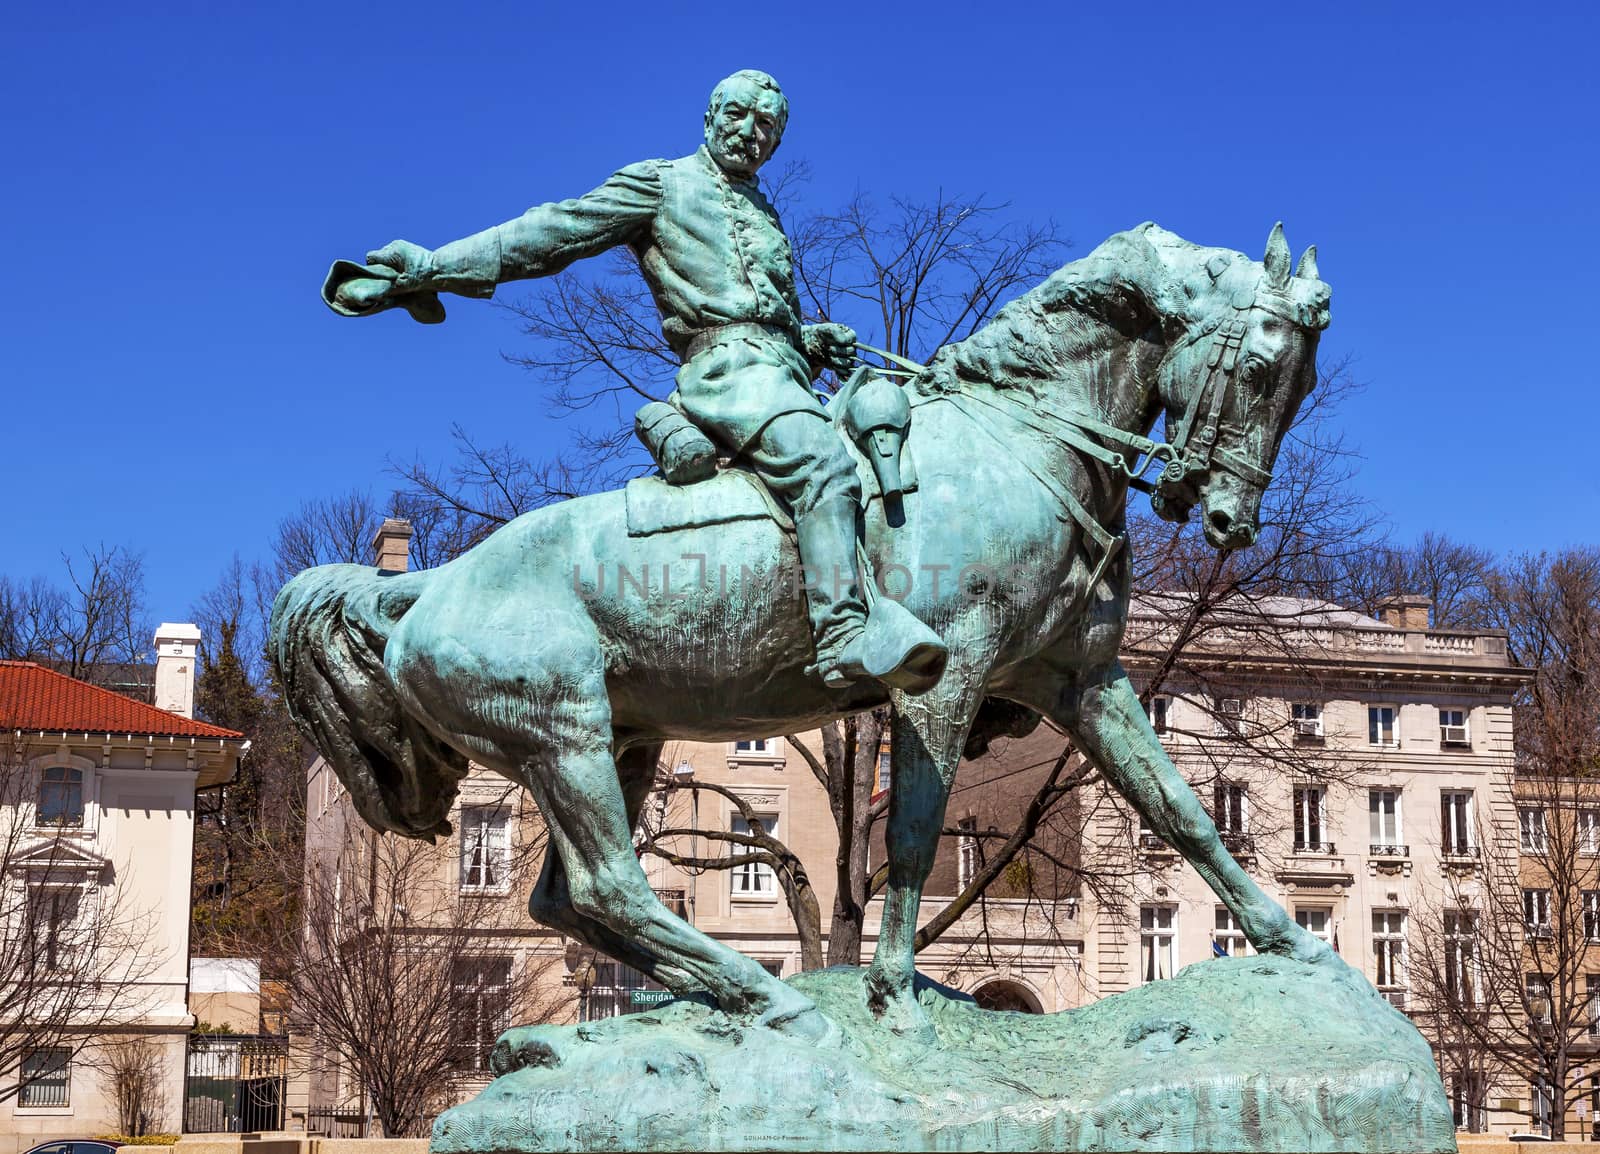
[
  {"x1": 1295, "y1": 244, "x2": 1320, "y2": 281},
  {"x1": 1263, "y1": 222, "x2": 1291, "y2": 290}
]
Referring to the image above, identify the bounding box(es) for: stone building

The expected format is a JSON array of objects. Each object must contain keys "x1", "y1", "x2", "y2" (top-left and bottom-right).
[{"x1": 0, "y1": 629, "x2": 246, "y2": 1149}]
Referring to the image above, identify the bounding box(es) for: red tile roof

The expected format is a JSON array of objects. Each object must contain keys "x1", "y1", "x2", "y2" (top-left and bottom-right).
[{"x1": 0, "y1": 660, "x2": 244, "y2": 740}]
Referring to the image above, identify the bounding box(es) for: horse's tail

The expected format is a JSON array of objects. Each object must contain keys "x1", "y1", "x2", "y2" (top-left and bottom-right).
[{"x1": 269, "y1": 564, "x2": 469, "y2": 840}]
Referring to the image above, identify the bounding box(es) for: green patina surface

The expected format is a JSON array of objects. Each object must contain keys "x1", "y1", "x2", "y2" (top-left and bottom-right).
[
  {"x1": 273, "y1": 68, "x2": 1448, "y2": 1151},
  {"x1": 434, "y1": 961, "x2": 1453, "y2": 1152}
]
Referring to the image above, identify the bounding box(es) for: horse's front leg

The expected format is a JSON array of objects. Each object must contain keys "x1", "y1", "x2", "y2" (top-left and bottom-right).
[
  {"x1": 1048, "y1": 661, "x2": 1334, "y2": 965},
  {"x1": 865, "y1": 672, "x2": 987, "y2": 1035}
]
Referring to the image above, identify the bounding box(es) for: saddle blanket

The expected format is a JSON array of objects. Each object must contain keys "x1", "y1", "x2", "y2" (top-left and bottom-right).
[
  {"x1": 625, "y1": 442, "x2": 918, "y2": 539},
  {"x1": 625, "y1": 469, "x2": 793, "y2": 538}
]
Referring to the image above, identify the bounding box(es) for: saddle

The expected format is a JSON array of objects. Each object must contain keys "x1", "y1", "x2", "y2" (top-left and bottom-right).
[{"x1": 625, "y1": 369, "x2": 918, "y2": 539}]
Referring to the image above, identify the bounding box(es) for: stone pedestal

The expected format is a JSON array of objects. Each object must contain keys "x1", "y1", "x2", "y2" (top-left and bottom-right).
[{"x1": 432, "y1": 957, "x2": 1455, "y2": 1152}]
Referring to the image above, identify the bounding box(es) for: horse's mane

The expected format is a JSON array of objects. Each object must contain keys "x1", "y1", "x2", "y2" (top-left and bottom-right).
[{"x1": 909, "y1": 223, "x2": 1323, "y2": 401}]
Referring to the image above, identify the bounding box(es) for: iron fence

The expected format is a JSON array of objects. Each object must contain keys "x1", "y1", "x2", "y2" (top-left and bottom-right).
[
  {"x1": 184, "y1": 1033, "x2": 289, "y2": 1133},
  {"x1": 306, "y1": 1107, "x2": 370, "y2": 1137}
]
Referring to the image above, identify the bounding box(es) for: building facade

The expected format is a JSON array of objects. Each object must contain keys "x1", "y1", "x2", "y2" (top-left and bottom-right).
[{"x1": 0, "y1": 629, "x2": 245, "y2": 1149}]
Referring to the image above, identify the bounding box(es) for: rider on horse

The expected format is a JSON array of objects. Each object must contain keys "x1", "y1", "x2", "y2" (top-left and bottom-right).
[{"x1": 325, "y1": 70, "x2": 946, "y2": 693}]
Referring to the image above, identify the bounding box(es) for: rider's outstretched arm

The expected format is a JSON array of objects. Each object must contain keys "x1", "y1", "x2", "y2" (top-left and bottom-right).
[{"x1": 372, "y1": 161, "x2": 661, "y2": 299}]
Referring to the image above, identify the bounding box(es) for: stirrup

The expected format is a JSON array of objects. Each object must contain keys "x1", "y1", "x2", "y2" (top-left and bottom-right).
[{"x1": 816, "y1": 599, "x2": 947, "y2": 694}]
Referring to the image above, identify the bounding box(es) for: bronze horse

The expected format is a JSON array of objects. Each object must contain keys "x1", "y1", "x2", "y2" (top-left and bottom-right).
[{"x1": 272, "y1": 222, "x2": 1334, "y2": 1039}]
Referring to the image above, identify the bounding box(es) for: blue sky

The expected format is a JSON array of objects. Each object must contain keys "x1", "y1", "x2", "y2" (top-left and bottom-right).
[{"x1": 2, "y1": 2, "x2": 1595, "y2": 620}]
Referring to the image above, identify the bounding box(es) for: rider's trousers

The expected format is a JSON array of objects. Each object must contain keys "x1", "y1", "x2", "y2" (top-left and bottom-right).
[
  {"x1": 744, "y1": 412, "x2": 869, "y2": 659},
  {"x1": 673, "y1": 333, "x2": 870, "y2": 658}
]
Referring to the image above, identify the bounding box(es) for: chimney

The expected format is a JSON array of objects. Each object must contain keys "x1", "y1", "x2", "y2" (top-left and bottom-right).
[
  {"x1": 372, "y1": 518, "x2": 413, "y2": 573},
  {"x1": 153, "y1": 622, "x2": 202, "y2": 718},
  {"x1": 1376, "y1": 594, "x2": 1432, "y2": 631}
]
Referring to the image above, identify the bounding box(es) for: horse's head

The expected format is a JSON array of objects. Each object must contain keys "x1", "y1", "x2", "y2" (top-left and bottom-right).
[{"x1": 1143, "y1": 222, "x2": 1330, "y2": 548}]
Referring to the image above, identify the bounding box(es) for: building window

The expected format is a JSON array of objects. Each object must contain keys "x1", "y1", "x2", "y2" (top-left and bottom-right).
[
  {"x1": 449, "y1": 956, "x2": 510, "y2": 1073},
  {"x1": 732, "y1": 738, "x2": 782, "y2": 758},
  {"x1": 1530, "y1": 1078, "x2": 1554, "y2": 1136},
  {"x1": 1368, "y1": 789, "x2": 1403, "y2": 853},
  {"x1": 1581, "y1": 809, "x2": 1600, "y2": 856},
  {"x1": 1213, "y1": 907, "x2": 1248, "y2": 957},
  {"x1": 1295, "y1": 907, "x2": 1333, "y2": 948},
  {"x1": 1439, "y1": 708, "x2": 1471, "y2": 747},
  {"x1": 1293, "y1": 785, "x2": 1327, "y2": 852},
  {"x1": 1524, "y1": 888, "x2": 1552, "y2": 937},
  {"x1": 1373, "y1": 911, "x2": 1407, "y2": 1006},
  {"x1": 1213, "y1": 782, "x2": 1248, "y2": 836},
  {"x1": 1291, "y1": 702, "x2": 1323, "y2": 739},
  {"x1": 730, "y1": 813, "x2": 777, "y2": 898},
  {"x1": 1214, "y1": 696, "x2": 1244, "y2": 736},
  {"x1": 37, "y1": 765, "x2": 85, "y2": 828},
  {"x1": 1367, "y1": 705, "x2": 1397, "y2": 747},
  {"x1": 1135, "y1": 810, "x2": 1166, "y2": 852},
  {"x1": 459, "y1": 806, "x2": 510, "y2": 893},
  {"x1": 874, "y1": 742, "x2": 892, "y2": 798},
  {"x1": 957, "y1": 816, "x2": 981, "y2": 892},
  {"x1": 1441, "y1": 790, "x2": 1474, "y2": 855},
  {"x1": 1519, "y1": 807, "x2": 1548, "y2": 854},
  {"x1": 1452, "y1": 1072, "x2": 1488, "y2": 1132},
  {"x1": 1587, "y1": 974, "x2": 1600, "y2": 1038},
  {"x1": 1526, "y1": 974, "x2": 1552, "y2": 1025},
  {"x1": 1444, "y1": 911, "x2": 1480, "y2": 1005},
  {"x1": 28, "y1": 888, "x2": 84, "y2": 973},
  {"x1": 1140, "y1": 905, "x2": 1177, "y2": 981},
  {"x1": 1585, "y1": 892, "x2": 1600, "y2": 942},
  {"x1": 18, "y1": 1047, "x2": 70, "y2": 1107},
  {"x1": 1147, "y1": 696, "x2": 1170, "y2": 736}
]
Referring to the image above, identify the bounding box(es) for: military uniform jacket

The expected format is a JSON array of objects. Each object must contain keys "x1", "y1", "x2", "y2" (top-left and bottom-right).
[{"x1": 436, "y1": 146, "x2": 824, "y2": 448}]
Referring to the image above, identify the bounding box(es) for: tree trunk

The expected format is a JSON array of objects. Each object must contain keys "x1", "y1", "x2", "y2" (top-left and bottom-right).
[{"x1": 826, "y1": 712, "x2": 882, "y2": 967}]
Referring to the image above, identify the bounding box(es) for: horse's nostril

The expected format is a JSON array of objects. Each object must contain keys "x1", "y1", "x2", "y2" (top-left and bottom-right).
[{"x1": 1209, "y1": 510, "x2": 1233, "y2": 535}]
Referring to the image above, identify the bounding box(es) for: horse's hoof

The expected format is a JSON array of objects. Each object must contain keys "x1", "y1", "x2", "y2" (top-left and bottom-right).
[
  {"x1": 1263, "y1": 920, "x2": 1340, "y2": 969},
  {"x1": 756, "y1": 983, "x2": 823, "y2": 1035},
  {"x1": 864, "y1": 967, "x2": 936, "y2": 1043}
]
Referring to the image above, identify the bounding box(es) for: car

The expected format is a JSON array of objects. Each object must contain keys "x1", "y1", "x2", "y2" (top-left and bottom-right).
[{"x1": 23, "y1": 1142, "x2": 121, "y2": 1154}]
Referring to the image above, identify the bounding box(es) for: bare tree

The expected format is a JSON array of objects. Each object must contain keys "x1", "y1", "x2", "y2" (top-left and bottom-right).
[
  {"x1": 635, "y1": 712, "x2": 893, "y2": 972},
  {"x1": 88, "y1": 1035, "x2": 172, "y2": 1136},
  {"x1": 0, "y1": 545, "x2": 151, "y2": 686},
  {"x1": 0, "y1": 740, "x2": 164, "y2": 1106},
  {"x1": 286, "y1": 792, "x2": 566, "y2": 1137}
]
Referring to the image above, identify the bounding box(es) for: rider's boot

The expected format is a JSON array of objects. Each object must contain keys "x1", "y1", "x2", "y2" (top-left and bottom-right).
[{"x1": 795, "y1": 498, "x2": 948, "y2": 694}]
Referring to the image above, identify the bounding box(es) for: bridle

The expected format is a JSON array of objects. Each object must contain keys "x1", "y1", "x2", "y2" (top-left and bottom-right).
[{"x1": 1110, "y1": 277, "x2": 1308, "y2": 522}]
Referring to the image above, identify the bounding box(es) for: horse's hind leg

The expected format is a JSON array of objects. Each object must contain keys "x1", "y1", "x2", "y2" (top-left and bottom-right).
[
  {"x1": 527, "y1": 743, "x2": 701, "y2": 991},
  {"x1": 521, "y1": 709, "x2": 822, "y2": 1034}
]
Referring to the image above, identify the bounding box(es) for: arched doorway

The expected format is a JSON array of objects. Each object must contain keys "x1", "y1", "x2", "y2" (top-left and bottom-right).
[{"x1": 971, "y1": 979, "x2": 1042, "y2": 1014}]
